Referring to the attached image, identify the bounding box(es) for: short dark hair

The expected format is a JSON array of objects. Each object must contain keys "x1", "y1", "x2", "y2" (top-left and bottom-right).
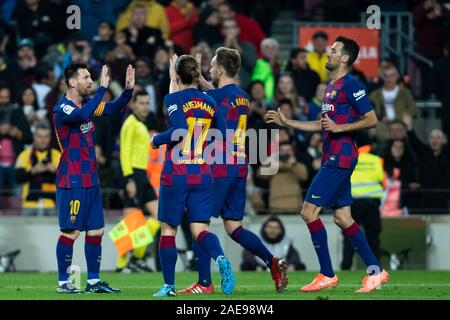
[
  {"x1": 175, "y1": 55, "x2": 200, "y2": 85},
  {"x1": 278, "y1": 98, "x2": 293, "y2": 108},
  {"x1": 215, "y1": 47, "x2": 241, "y2": 77},
  {"x1": 313, "y1": 31, "x2": 328, "y2": 40},
  {"x1": 35, "y1": 123, "x2": 51, "y2": 131},
  {"x1": 388, "y1": 119, "x2": 407, "y2": 129},
  {"x1": 289, "y1": 47, "x2": 308, "y2": 60},
  {"x1": 64, "y1": 63, "x2": 88, "y2": 87},
  {"x1": 335, "y1": 36, "x2": 360, "y2": 66},
  {"x1": 133, "y1": 90, "x2": 149, "y2": 102}
]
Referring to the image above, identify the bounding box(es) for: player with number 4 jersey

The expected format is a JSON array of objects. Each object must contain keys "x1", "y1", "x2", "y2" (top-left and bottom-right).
[{"x1": 178, "y1": 48, "x2": 288, "y2": 295}]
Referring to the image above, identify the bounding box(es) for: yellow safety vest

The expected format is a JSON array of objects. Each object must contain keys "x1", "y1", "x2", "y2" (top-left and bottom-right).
[{"x1": 351, "y1": 149, "x2": 384, "y2": 199}]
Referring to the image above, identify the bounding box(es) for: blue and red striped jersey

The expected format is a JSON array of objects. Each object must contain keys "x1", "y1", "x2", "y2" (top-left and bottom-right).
[
  {"x1": 153, "y1": 88, "x2": 227, "y2": 186},
  {"x1": 53, "y1": 86, "x2": 132, "y2": 188},
  {"x1": 206, "y1": 84, "x2": 250, "y2": 178},
  {"x1": 321, "y1": 73, "x2": 373, "y2": 169}
]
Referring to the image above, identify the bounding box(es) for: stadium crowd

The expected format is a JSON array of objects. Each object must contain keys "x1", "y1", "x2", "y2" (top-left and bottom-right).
[{"x1": 0, "y1": 0, "x2": 450, "y2": 220}]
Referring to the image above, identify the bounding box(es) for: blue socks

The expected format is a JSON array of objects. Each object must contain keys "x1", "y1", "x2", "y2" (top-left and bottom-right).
[
  {"x1": 231, "y1": 226, "x2": 273, "y2": 268},
  {"x1": 192, "y1": 239, "x2": 212, "y2": 287},
  {"x1": 56, "y1": 235, "x2": 74, "y2": 282},
  {"x1": 307, "y1": 219, "x2": 335, "y2": 278},
  {"x1": 85, "y1": 235, "x2": 102, "y2": 281},
  {"x1": 159, "y1": 236, "x2": 177, "y2": 285},
  {"x1": 196, "y1": 231, "x2": 224, "y2": 261},
  {"x1": 344, "y1": 223, "x2": 382, "y2": 273}
]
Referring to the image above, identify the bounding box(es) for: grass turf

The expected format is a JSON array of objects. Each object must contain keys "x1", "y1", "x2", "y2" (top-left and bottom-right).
[{"x1": 0, "y1": 271, "x2": 449, "y2": 300}]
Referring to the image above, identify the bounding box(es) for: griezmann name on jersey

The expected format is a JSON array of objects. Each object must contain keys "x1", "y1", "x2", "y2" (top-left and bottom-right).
[{"x1": 153, "y1": 88, "x2": 227, "y2": 186}]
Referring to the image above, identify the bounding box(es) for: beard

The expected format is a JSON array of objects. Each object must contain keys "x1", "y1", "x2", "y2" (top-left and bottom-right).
[
  {"x1": 79, "y1": 86, "x2": 92, "y2": 97},
  {"x1": 212, "y1": 77, "x2": 219, "y2": 88},
  {"x1": 325, "y1": 61, "x2": 338, "y2": 72}
]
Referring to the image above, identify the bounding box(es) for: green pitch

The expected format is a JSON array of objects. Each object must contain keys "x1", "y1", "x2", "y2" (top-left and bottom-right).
[{"x1": 0, "y1": 271, "x2": 449, "y2": 300}]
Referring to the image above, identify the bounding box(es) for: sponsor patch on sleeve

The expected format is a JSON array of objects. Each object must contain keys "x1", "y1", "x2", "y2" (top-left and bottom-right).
[{"x1": 61, "y1": 104, "x2": 75, "y2": 115}]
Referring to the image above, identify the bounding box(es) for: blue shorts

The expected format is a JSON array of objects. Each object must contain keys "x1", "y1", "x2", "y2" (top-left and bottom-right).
[
  {"x1": 56, "y1": 185, "x2": 104, "y2": 231},
  {"x1": 213, "y1": 177, "x2": 246, "y2": 220},
  {"x1": 305, "y1": 166, "x2": 353, "y2": 208},
  {"x1": 158, "y1": 184, "x2": 213, "y2": 226}
]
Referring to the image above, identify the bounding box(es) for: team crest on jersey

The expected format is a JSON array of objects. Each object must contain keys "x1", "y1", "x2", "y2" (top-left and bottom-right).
[
  {"x1": 80, "y1": 121, "x2": 94, "y2": 134},
  {"x1": 329, "y1": 90, "x2": 337, "y2": 100},
  {"x1": 61, "y1": 104, "x2": 75, "y2": 115}
]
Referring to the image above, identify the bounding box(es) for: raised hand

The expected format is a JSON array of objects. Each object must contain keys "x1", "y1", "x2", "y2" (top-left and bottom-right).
[
  {"x1": 169, "y1": 54, "x2": 178, "y2": 81},
  {"x1": 100, "y1": 65, "x2": 110, "y2": 88},
  {"x1": 125, "y1": 64, "x2": 135, "y2": 89},
  {"x1": 265, "y1": 108, "x2": 289, "y2": 127}
]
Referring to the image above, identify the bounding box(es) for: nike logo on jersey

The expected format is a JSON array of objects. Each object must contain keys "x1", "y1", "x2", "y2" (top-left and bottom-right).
[{"x1": 312, "y1": 195, "x2": 321, "y2": 199}]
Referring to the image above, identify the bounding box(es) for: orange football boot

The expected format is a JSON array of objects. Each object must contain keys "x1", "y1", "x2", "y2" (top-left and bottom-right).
[
  {"x1": 178, "y1": 282, "x2": 215, "y2": 294},
  {"x1": 355, "y1": 269, "x2": 390, "y2": 292},
  {"x1": 300, "y1": 273, "x2": 339, "y2": 292}
]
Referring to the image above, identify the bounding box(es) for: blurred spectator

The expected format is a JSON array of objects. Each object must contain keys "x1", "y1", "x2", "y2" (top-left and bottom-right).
[
  {"x1": 0, "y1": 19, "x2": 17, "y2": 59},
  {"x1": 92, "y1": 21, "x2": 116, "y2": 63},
  {"x1": 286, "y1": 48, "x2": 320, "y2": 102},
  {"x1": 134, "y1": 57, "x2": 157, "y2": 115},
  {"x1": 413, "y1": 0, "x2": 449, "y2": 97},
  {"x1": 70, "y1": 0, "x2": 129, "y2": 40},
  {"x1": 19, "y1": 86, "x2": 42, "y2": 132},
  {"x1": 116, "y1": 0, "x2": 170, "y2": 40},
  {"x1": 404, "y1": 115, "x2": 450, "y2": 214},
  {"x1": 14, "y1": 123, "x2": 60, "y2": 216},
  {"x1": 63, "y1": 35, "x2": 101, "y2": 72},
  {"x1": 190, "y1": 42, "x2": 213, "y2": 81},
  {"x1": 217, "y1": 1, "x2": 265, "y2": 57},
  {"x1": 341, "y1": 136, "x2": 384, "y2": 270},
  {"x1": 274, "y1": 73, "x2": 308, "y2": 122},
  {"x1": 152, "y1": 46, "x2": 170, "y2": 120},
  {"x1": 307, "y1": 82, "x2": 326, "y2": 121},
  {"x1": 193, "y1": 5, "x2": 223, "y2": 47},
  {"x1": 32, "y1": 64, "x2": 54, "y2": 110},
  {"x1": 369, "y1": 64, "x2": 417, "y2": 144},
  {"x1": 120, "y1": 4, "x2": 165, "y2": 58},
  {"x1": 427, "y1": 40, "x2": 450, "y2": 138},
  {"x1": 372, "y1": 119, "x2": 408, "y2": 156},
  {"x1": 257, "y1": 142, "x2": 308, "y2": 213},
  {"x1": 297, "y1": 131, "x2": 322, "y2": 188},
  {"x1": 252, "y1": 38, "x2": 280, "y2": 101},
  {"x1": 12, "y1": 0, "x2": 66, "y2": 58},
  {"x1": 241, "y1": 215, "x2": 306, "y2": 271},
  {"x1": 380, "y1": 139, "x2": 420, "y2": 216},
  {"x1": 248, "y1": 80, "x2": 268, "y2": 130},
  {"x1": 105, "y1": 31, "x2": 136, "y2": 63},
  {"x1": 11, "y1": 38, "x2": 37, "y2": 88},
  {"x1": 0, "y1": 53, "x2": 20, "y2": 100},
  {"x1": 213, "y1": 18, "x2": 256, "y2": 89},
  {"x1": 307, "y1": 31, "x2": 328, "y2": 82},
  {"x1": 0, "y1": 85, "x2": 33, "y2": 195},
  {"x1": 165, "y1": 0, "x2": 199, "y2": 54}
]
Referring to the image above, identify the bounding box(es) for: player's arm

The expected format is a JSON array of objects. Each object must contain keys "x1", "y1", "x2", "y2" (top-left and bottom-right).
[
  {"x1": 169, "y1": 54, "x2": 180, "y2": 93},
  {"x1": 265, "y1": 108, "x2": 322, "y2": 132},
  {"x1": 57, "y1": 86, "x2": 107, "y2": 123},
  {"x1": 321, "y1": 110, "x2": 378, "y2": 133},
  {"x1": 152, "y1": 95, "x2": 183, "y2": 148},
  {"x1": 95, "y1": 65, "x2": 135, "y2": 116}
]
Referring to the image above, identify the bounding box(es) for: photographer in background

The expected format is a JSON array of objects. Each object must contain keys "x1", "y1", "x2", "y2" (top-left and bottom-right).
[
  {"x1": 241, "y1": 215, "x2": 306, "y2": 271},
  {"x1": 15, "y1": 124, "x2": 60, "y2": 215},
  {"x1": 257, "y1": 141, "x2": 308, "y2": 213}
]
